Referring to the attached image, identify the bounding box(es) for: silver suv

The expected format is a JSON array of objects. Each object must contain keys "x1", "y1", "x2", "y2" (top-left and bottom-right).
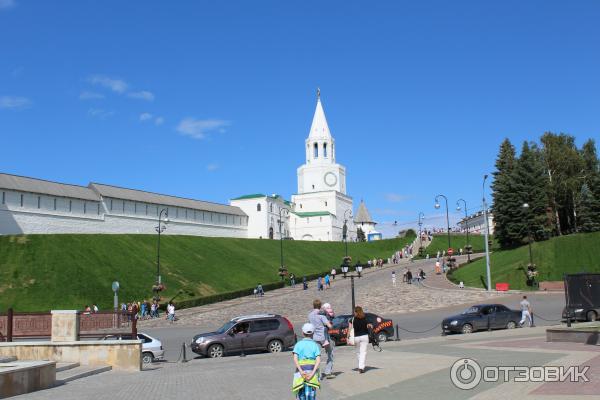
[{"x1": 191, "y1": 314, "x2": 296, "y2": 358}]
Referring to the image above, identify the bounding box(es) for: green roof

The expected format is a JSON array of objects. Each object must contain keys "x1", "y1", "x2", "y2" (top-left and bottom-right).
[
  {"x1": 231, "y1": 193, "x2": 266, "y2": 200},
  {"x1": 292, "y1": 211, "x2": 332, "y2": 218}
]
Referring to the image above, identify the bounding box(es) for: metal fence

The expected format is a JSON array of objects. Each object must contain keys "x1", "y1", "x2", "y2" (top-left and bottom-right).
[{"x1": 0, "y1": 309, "x2": 137, "y2": 341}]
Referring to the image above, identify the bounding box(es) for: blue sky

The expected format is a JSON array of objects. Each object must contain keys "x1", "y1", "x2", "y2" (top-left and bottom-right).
[{"x1": 1, "y1": 1, "x2": 599, "y2": 237}]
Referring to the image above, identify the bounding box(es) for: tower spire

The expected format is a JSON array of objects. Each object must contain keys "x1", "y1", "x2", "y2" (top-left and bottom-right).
[{"x1": 317, "y1": 87, "x2": 320, "y2": 101}]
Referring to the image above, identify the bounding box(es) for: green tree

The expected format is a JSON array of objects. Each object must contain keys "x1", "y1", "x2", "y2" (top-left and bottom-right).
[
  {"x1": 512, "y1": 142, "x2": 549, "y2": 242},
  {"x1": 577, "y1": 183, "x2": 600, "y2": 232},
  {"x1": 356, "y1": 227, "x2": 366, "y2": 242},
  {"x1": 491, "y1": 139, "x2": 519, "y2": 248}
]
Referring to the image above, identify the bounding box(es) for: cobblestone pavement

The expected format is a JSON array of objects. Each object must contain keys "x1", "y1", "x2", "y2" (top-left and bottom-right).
[
  {"x1": 17, "y1": 326, "x2": 600, "y2": 400},
  {"x1": 140, "y1": 255, "x2": 506, "y2": 330}
]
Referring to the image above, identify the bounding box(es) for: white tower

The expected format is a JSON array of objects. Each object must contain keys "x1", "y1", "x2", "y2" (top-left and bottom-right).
[
  {"x1": 291, "y1": 90, "x2": 354, "y2": 241},
  {"x1": 297, "y1": 89, "x2": 347, "y2": 194}
]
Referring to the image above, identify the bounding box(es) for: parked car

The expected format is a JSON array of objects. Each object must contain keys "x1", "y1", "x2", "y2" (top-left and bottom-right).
[
  {"x1": 442, "y1": 304, "x2": 522, "y2": 334},
  {"x1": 100, "y1": 332, "x2": 165, "y2": 364},
  {"x1": 328, "y1": 313, "x2": 394, "y2": 345},
  {"x1": 562, "y1": 273, "x2": 600, "y2": 322},
  {"x1": 190, "y1": 314, "x2": 296, "y2": 358}
]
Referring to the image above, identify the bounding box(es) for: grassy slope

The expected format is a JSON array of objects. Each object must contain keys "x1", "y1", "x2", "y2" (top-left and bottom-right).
[
  {"x1": 419, "y1": 234, "x2": 494, "y2": 257},
  {"x1": 449, "y1": 231, "x2": 599, "y2": 290},
  {"x1": 0, "y1": 234, "x2": 414, "y2": 311}
]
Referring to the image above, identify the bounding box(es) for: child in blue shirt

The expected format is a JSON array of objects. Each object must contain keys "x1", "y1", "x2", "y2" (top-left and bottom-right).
[{"x1": 292, "y1": 323, "x2": 321, "y2": 400}]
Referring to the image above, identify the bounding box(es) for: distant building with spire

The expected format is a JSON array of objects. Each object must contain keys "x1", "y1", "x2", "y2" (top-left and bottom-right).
[{"x1": 354, "y1": 200, "x2": 381, "y2": 241}]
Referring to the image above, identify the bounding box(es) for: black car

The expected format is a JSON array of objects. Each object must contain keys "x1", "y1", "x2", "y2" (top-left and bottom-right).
[
  {"x1": 328, "y1": 313, "x2": 394, "y2": 345},
  {"x1": 442, "y1": 304, "x2": 522, "y2": 334}
]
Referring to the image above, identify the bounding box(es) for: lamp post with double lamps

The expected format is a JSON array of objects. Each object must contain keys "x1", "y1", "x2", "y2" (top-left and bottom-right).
[
  {"x1": 434, "y1": 194, "x2": 451, "y2": 251},
  {"x1": 278, "y1": 207, "x2": 290, "y2": 281},
  {"x1": 341, "y1": 263, "x2": 363, "y2": 312},
  {"x1": 343, "y1": 209, "x2": 353, "y2": 257},
  {"x1": 154, "y1": 208, "x2": 169, "y2": 298},
  {"x1": 456, "y1": 199, "x2": 471, "y2": 262},
  {"x1": 418, "y1": 212, "x2": 425, "y2": 255}
]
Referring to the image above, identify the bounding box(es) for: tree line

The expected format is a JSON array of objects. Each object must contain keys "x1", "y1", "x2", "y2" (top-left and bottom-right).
[{"x1": 492, "y1": 132, "x2": 600, "y2": 249}]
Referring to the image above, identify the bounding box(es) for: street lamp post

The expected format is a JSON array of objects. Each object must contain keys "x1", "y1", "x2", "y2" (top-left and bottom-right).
[
  {"x1": 483, "y1": 175, "x2": 492, "y2": 292},
  {"x1": 155, "y1": 209, "x2": 169, "y2": 287},
  {"x1": 341, "y1": 264, "x2": 363, "y2": 312},
  {"x1": 522, "y1": 203, "x2": 534, "y2": 267},
  {"x1": 456, "y1": 199, "x2": 471, "y2": 262},
  {"x1": 434, "y1": 194, "x2": 451, "y2": 250},
  {"x1": 343, "y1": 209, "x2": 352, "y2": 257},
  {"x1": 418, "y1": 212, "x2": 425, "y2": 255},
  {"x1": 278, "y1": 207, "x2": 290, "y2": 281}
]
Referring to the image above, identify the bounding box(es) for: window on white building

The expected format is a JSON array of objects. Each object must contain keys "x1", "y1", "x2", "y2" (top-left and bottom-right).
[
  {"x1": 97, "y1": 203, "x2": 100, "y2": 215},
  {"x1": 325, "y1": 201, "x2": 327, "y2": 206},
  {"x1": 20, "y1": 194, "x2": 23, "y2": 207},
  {"x1": 110, "y1": 199, "x2": 113, "y2": 211},
  {"x1": 1, "y1": 191, "x2": 4, "y2": 205},
  {"x1": 69, "y1": 200, "x2": 72, "y2": 212},
  {"x1": 313, "y1": 142, "x2": 318, "y2": 158},
  {"x1": 257, "y1": 203, "x2": 261, "y2": 212},
  {"x1": 323, "y1": 143, "x2": 328, "y2": 157},
  {"x1": 37, "y1": 196, "x2": 41, "y2": 209},
  {"x1": 84, "y1": 202, "x2": 87, "y2": 214},
  {"x1": 270, "y1": 203, "x2": 273, "y2": 212},
  {"x1": 53, "y1": 198, "x2": 57, "y2": 210}
]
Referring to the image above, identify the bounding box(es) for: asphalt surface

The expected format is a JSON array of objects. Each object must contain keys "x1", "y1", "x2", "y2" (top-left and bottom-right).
[{"x1": 146, "y1": 291, "x2": 566, "y2": 362}]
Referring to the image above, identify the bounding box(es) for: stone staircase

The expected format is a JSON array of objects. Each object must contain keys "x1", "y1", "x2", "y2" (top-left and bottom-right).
[{"x1": 55, "y1": 362, "x2": 112, "y2": 384}]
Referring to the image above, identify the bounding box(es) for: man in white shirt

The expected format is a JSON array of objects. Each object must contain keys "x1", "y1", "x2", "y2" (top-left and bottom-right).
[{"x1": 519, "y1": 296, "x2": 532, "y2": 327}]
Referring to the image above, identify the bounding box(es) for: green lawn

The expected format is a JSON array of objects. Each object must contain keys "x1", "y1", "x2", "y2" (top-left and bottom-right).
[
  {"x1": 418, "y1": 234, "x2": 494, "y2": 258},
  {"x1": 0, "y1": 234, "x2": 414, "y2": 311},
  {"x1": 449, "y1": 231, "x2": 599, "y2": 290}
]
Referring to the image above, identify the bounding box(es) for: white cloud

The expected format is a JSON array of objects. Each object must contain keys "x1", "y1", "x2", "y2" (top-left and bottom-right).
[
  {"x1": 154, "y1": 116, "x2": 164, "y2": 125},
  {"x1": 128, "y1": 90, "x2": 154, "y2": 101},
  {"x1": 385, "y1": 193, "x2": 410, "y2": 203},
  {"x1": 88, "y1": 108, "x2": 114, "y2": 119},
  {"x1": 88, "y1": 75, "x2": 128, "y2": 93},
  {"x1": 0, "y1": 0, "x2": 15, "y2": 10},
  {"x1": 139, "y1": 112, "x2": 153, "y2": 121},
  {"x1": 79, "y1": 91, "x2": 105, "y2": 100},
  {"x1": 176, "y1": 118, "x2": 230, "y2": 139},
  {"x1": 0, "y1": 96, "x2": 31, "y2": 110},
  {"x1": 206, "y1": 163, "x2": 219, "y2": 171}
]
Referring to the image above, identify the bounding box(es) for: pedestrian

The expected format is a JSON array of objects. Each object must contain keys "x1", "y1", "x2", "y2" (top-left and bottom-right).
[
  {"x1": 167, "y1": 301, "x2": 175, "y2": 323},
  {"x1": 519, "y1": 295, "x2": 533, "y2": 327},
  {"x1": 257, "y1": 283, "x2": 264, "y2": 297},
  {"x1": 406, "y1": 269, "x2": 413, "y2": 284},
  {"x1": 290, "y1": 273, "x2": 296, "y2": 288},
  {"x1": 140, "y1": 301, "x2": 146, "y2": 318},
  {"x1": 317, "y1": 277, "x2": 323, "y2": 291},
  {"x1": 84, "y1": 305, "x2": 91, "y2": 315},
  {"x1": 324, "y1": 274, "x2": 331, "y2": 289},
  {"x1": 330, "y1": 268, "x2": 336, "y2": 280},
  {"x1": 292, "y1": 323, "x2": 321, "y2": 400},
  {"x1": 308, "y1": 299, "x2": 334, "y2": 379},
  {"x1": 347, "y1": 306, "x2": 373, "y2": 374},
  {"x1": 303, "y1": 276, "x2": 308, "y2": 290},
  {"x1": 391, "y1": 271, "x2": 396, "y2": 287}
]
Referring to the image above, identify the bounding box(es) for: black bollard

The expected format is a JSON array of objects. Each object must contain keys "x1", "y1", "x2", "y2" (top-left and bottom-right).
[
  {"x1": 395, "y1": 324, "x2": 400, "y2": 341},
  {"x1": 240, "y1": 338, "x2": 246, "y2": 357},
  {"x1": 181, "y1": 342, "x2": 188, "y2": 363}
]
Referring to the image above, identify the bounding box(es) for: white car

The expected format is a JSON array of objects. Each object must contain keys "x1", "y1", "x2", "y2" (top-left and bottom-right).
[{"x1": 101, "y1": 332, "x2": 165, "y2": 364}]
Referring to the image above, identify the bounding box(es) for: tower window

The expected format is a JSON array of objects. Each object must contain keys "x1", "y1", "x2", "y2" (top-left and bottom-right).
[
  {"x1": 314, "y1": 142, "x2": 318, "y2": 158},
  {"x1": 323, "y1": 143, "x2": 328, "y2": 157},
  {"x1": 257, "y1": 203, "x2": 261, "y2": 212},
  {"x1": 325, "y1": 201, "x2": 327, "y2": 206}
]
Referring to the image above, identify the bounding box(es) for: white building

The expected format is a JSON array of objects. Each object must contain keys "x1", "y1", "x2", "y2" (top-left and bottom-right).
[
  {"x1": 457, "y1": 209, "x2": 495, "y2": 235},
  {"x1": 230, "y1": 194, "x2": 291, "y2": 239},
  {"x1": 0, "y1": 173, "x2": 248, "y2": 237},
  {"x1": 354, "y1": 200, "x2": 379, "y2": 240}
]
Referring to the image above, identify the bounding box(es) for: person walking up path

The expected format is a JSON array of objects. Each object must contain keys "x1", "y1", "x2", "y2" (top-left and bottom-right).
[
  {"x1": 292, "y1": 323, "x2": 321, "y2": 400},
  {"x1": 348, "y1": 306, "x2": 373, "y2": 374},
  {"x1": 519, "y1": 295, "x2": 533, "y2": 327},
  {"x1": 391, "y1": 271, "x2": 396, "y2": 287},
  {"x1": 308, "y1": 299, "x2": 334, "y2": 379}
]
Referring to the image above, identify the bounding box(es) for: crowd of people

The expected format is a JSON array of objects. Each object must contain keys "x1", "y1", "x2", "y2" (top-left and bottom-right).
[{"x1": 293, "y1": 299, "x2": 375, "y2": 399}]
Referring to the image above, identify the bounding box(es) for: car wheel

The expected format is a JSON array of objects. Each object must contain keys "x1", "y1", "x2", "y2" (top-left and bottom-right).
[
  {"x1": 208, "y1": 344, "x2": 224, "y2": 358},
  {"x1": 461, "y1": 324, "x2": 473, "y2": 334},
  {"x1": 377, "y1": 333, "x2": 387, "y2": 343},
  {"x1": 268, "y1": 339, "x2": 283, "y2": 353},
  {"x1": 587, "y1": 311, "x2": 598, "y2": 322},
  {"x1": 142, "y1": 352, "x2": 153, "y2": 364},
  {"x1": 506, "y1": 321, "x2": 517, "y2": 329}
]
